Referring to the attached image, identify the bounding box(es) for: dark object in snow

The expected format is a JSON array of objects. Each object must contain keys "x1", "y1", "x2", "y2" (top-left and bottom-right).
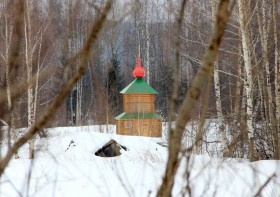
[
  {"x1": 95, "y1": 139, "x2": 127, "y2": 157},
  {"x1": 157, "y1": 142, "x2": 168, "y2": 147},
  {"x1": 65, "y1": 140, "x2": 76, "y2": 152}
]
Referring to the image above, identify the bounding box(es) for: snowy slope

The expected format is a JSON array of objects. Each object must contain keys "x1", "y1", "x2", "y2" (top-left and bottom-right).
[{"x1": 1, "y1": 125, "x2": 280, "y2": 197}]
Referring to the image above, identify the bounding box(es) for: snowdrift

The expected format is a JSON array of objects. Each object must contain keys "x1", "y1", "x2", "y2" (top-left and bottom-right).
[{"x1": 1, "y1": 125, "x2": 280, "y2": 197}]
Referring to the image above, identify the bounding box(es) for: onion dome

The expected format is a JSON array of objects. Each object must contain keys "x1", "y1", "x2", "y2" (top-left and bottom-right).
[{"x1": 132, "y1": 58, "x2": 146, "y2": 79}]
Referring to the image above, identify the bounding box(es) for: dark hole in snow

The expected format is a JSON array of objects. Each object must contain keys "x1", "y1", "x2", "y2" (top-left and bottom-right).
[{"x1": 95, "y1": 139, "x2": 128, "y2": 157}]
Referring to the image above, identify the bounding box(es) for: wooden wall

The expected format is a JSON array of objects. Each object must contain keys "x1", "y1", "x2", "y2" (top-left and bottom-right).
[
  {"x1": 116, "y1": 119, "x2": 162, "y2": 137},
  {"x1": 123, "y1": 94, "x2": 155, "y2": 113}
]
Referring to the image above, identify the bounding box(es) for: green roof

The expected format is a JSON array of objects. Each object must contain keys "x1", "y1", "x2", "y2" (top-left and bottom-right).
[
  {"x1": 120, "y1": 78, "x2": 158, "y2": 94},
  {"x1": 115, "y1": 112, "x2": 163, "y2": 120}
]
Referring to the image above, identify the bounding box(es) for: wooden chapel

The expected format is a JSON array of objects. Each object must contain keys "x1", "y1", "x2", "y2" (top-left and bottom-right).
[{"x1": 115, "y1": 58, "x2": 163, "y2": 137}]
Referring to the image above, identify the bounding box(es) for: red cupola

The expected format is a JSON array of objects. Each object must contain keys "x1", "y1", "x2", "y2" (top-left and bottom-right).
[{"x1": 132, "y1": 58, "x2": 146, "y2": 79}]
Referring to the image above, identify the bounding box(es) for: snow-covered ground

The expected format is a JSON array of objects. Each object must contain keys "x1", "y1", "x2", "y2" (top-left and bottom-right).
[{"x1": 1, "y1": 125, "x2": 280, "y2": 197}]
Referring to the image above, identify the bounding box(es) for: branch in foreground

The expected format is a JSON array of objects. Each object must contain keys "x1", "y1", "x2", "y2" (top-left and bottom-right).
[
  {"x1": 253, "y1": 173, "x2": 276, "y2": 197},
  {"x1": 157, "y1": 1, "x2": 233, "y2": 196},
  {"x1": 0, "y1": 1, "x2": 112, "y2": 177}
]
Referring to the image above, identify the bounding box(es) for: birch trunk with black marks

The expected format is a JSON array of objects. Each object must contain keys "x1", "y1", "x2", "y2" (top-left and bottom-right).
[
  {"x1": 259, "y1": 0, "x2": 273, "y2": 123},
  {"x1": 234, "y1": 45, "x2": 242, "y2": 126},
  {"x1": 75, "y1": 25, "x2": 83, "y2": 126},
  {"x1": 237, "y1": 0, "x2": 255, "y2": 160},
  {"x1": 24, "y1": 2, "x2": 41, "y2": 159},
  {"x1": 211, "y1": 0, "x2": 227, "y2": 155},
  {"x1": 65, "y1": 1, "x2": 84, "y2": 126},
  {"x1": 257, "y1": 1, "x2": 277, "y2": 155}
]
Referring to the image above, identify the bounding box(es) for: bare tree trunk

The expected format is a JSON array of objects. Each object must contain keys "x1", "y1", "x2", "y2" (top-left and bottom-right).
[
  {"x1": 76, "y1": 79, "x2": 82, "y2": 126},
  {"x1": 234, "y1": 44, "x2": 242, "y2": 125},
  {"x1": 24, "y1": 2, "x2": 36, "y2": 159},
  {"x1": 259, "y1": 0, "x2": 273, "y2": 123},
  {"x1": 211, "y1": 0, "x2": 227, "y2": 155},
  {"x1": 66, "y1": 0, "x2": 76, "y2": 126},
  {"x1": 159, "y1": 0, "x2": 188, "y2": 194},
  {"x1": 6, "y1": 58, "x2": 19, "y2": 160},
  {"x1": 24, "y1": 1, "x2": 41, "y2": 159},
  {"x1": 168, "y1": 0, "x2": 187, "y2": 132},
  {"x1": 256, "y1": 65, "x2": 267, "y2": 123},
  {"x1": 226, "y1": 44, "x2": 243, "y2": 157},
  {"x1": 3, "y1": 8, "x2": 20, "y2": 159},
  {"x1": 272, "y1": 0, "x2": 280, "y2": 159},
  {"x1": 257, "y1": 1, "x2": 277, "y2": 152},
  {"x1": 214, "y1": 64, "x2": 228, "y2": 154},
  {"x1": 157, "y1": 1, "x2": 232, "y2": 196},
  {"x1": 145, "y1": 1, "x2": 150, "y2": 85},
  {"x1": 76, "y1": 24, "x2": 83, "y2": 126},
  {"x1": 237, "y1": 0, "x2": 256, "y2": 161}
]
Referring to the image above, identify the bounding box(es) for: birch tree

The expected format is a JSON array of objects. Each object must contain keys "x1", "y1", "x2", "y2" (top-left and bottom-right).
[
  {"x1": 24, "y1": 1, "x2": 39, "y2": 159},
  {"x1": 144, "y1": 0, "x2": 150, "y2": 84},
  {"x1": 64, "y1": 0, "x2": 86, "y2": 126},
  {"x1": 257, "y1": 0, "x2": 276, "y2": 142},
  {"x1": 24, "y1": 1, "x2": 51, "y2": 159},
  {"x1": 211, "y1": 0, "x2": 228, "y2": 155},
  {"x1": 65, "y1": 0, "x2": 76, "y2": 126},
  {"x1": 272, "y1": 0, "x2": 280, "y2": 159},
  {"x1": 2, "y1": 1, "x2": 19, "y2": 159},
  {"x1": 237, "y1": 0, "x2": 256, "y2": 161}
]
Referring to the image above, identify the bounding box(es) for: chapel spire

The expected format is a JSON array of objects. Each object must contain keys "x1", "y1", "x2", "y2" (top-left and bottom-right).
[{"x1": 133, "y1": 42, "x2": 146, "y2": 79}]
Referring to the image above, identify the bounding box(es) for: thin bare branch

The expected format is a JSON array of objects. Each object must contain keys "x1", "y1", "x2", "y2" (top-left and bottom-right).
[{"x1": 253, "y1": 173, "x2": 276, "y2": 197}]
